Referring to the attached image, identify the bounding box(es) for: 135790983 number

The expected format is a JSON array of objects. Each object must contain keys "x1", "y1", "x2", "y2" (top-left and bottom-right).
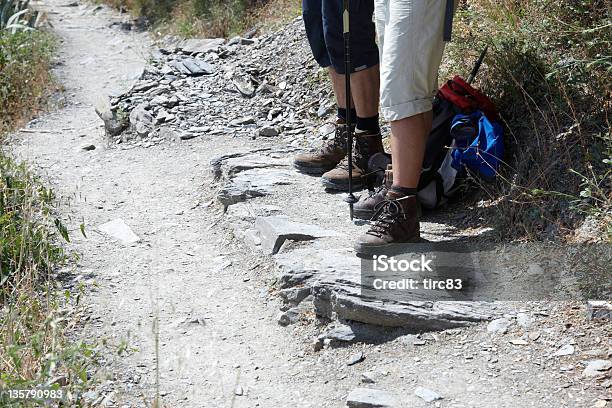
[{"x1": 2, "y1": 388, "x2": 64, "y2": 400}]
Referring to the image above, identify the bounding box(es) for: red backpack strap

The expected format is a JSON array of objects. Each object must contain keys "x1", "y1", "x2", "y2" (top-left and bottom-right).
[
  {"x1": 439, "y1": 79, "x2": 476, "y2": 112},
  {"x1": 439, "y1": 76, "x2": 499, "y2": 121}
]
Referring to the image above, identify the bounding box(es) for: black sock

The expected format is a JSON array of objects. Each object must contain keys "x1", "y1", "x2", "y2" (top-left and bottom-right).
[
  {"x1": 390, "y1": 185, "x2": 417, "y2": 197},
  {"x1": 337, "y1": 107, "x2": 357, "y2": 122},
  {"x1": 356, "y1": 114, "x2": 380, "y2": 133}
]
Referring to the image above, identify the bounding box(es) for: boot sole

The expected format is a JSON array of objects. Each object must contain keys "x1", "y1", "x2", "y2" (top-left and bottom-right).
[
  {"x1": 293, "y1": 163, "x2": 336, "y2": 176},
  {"x1": 321, "y1": 178, "x2": 363, "y2": 192},
  {"x1": 354, "y1": 239, "x2": 422, "y2": 258},
  {"x1": 353, "y1": 208, "x2": 373, "y2": 220}
]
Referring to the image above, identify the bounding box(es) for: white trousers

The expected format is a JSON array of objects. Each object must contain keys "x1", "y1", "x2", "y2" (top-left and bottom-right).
[{"x1": 375, "y1": 0, "x2": 452, "y2": 121}]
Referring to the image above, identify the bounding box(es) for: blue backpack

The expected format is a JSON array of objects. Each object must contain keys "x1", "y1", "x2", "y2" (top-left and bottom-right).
[
  {"x1": 450, "y1": 111, "x2": 504, "y2": 180},
  {"x1": 416, "y1": 108, "x2": 504, "y2": 209}
]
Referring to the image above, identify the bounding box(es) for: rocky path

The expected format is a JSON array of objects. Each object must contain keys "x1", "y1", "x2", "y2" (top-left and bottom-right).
[{"x1": 10, "y1": 1, "x2": 611, "y2": 407}]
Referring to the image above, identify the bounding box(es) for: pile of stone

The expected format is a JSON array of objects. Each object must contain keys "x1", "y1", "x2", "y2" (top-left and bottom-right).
[{"x1": 96, "y1": 17, "x2": 335, "y2": 148}]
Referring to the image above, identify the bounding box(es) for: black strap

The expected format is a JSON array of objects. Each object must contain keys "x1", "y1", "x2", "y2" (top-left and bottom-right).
[
  {"x1": 444, "y1": 0, "x2": 455, "y2": 42},
  {"x1": 434, "y1": 173, "x2": 445, "y2": 207}
]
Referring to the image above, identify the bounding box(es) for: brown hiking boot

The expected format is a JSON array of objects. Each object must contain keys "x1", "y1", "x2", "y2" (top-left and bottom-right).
[
  {"x1": 320, "y1": 130, "x2": 385, "y2": 191},
  {"x1": 293, "y1": 119, "x2": 348, "y2": 175},
  {"x1": 354, "y1": 191, "x2": 421, "y2": 256},
  {"x1": 354, "y1": 165, "x2": 393, "y2": 220}
]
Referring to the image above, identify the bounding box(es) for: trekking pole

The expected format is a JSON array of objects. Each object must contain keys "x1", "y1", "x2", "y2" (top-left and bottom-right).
[
  {"x1": 343, "y1": 0, "x2": 358, "y2": 220},
  {"x1": 467, "y1": 45, "x2": 488, "y2": 85}
]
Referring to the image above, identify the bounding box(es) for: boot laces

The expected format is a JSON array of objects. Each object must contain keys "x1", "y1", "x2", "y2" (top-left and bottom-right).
[
  {"x1": 319, "y1": 123, "x2": 347, "y2": 154},
  {"x1": 337, "y1": 138, "x2": 368, "y2": 171},
  {"x1": 367, "y1": 197, "x2": 409, "y2": 237}
]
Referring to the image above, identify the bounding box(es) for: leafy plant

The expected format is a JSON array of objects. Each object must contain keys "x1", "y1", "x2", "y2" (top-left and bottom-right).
[
  {"x1": 0, "y1": 154, "x2": 97, "y2": 405},
  {"x1": 442, "y1": 0, "x2": 611, "y2": 242},
  {"x1": 98, "y1": 0, "x2": 301, "y2": 37},
  {"x1": 0, "y1": 0, "x2": 43, "y2": 33},
  {"x1": 0, "y1": 29, "x2": 54, "y2": 134}
]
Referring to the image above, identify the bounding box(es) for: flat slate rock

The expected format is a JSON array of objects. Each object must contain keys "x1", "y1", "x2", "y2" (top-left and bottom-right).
[
  {"x1": 255, "y1": 216, "x2": 340, "y2": 254},
  {"x1": 217, "y1": 168, "x2": 296, "y2": 208},
  {"x1": 487, "y1": 317, "x2": 512, "y2": 334},
  {"x1": 213, "y1": 152, "x2": 297, "y2": 208},
  {"x1": 210, "y1": 149, "x2": 271, "y2": 180},
  {"x1": 587, "y1": 300, "x2": 612, "y2": 321},
  {"x1": 317, "y1": 324, "x2": 356, "y2": 343},
  {"x1": 346, "y1": 388, "x2": 397, "y2": 408},
  {"x1": 221, "y1": 155, "x2": 290, "y2": 178},
  {"x1": 233, "y1": 74, "x2": 256, "y2": 97},
  {"x1": 168, "y1": 59, "x2": 212, "y2": 76},
  {"x1": 98, "y1": 219, "x2": 140, "y2": 244},
  {"x1": 583, "y1": 359, "x2": 612, "y2": 377},
  {"x1": 414, "y1": 386, "x2": 443, "y2": 402},
  {"x1": 95, "y1": 98, "x2": 128, "y2": 136},
  {"x1": 274, "y1": 245, "x2": 496, "y2": 329}
]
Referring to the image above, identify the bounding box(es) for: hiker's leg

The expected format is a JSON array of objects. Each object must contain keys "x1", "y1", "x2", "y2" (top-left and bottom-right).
[
  {"x1": 356, "y1": 0, "x2": 451, "y2": 251},
  {"x1": 379, "y1": 0, "x2": 448, "y2": 187},
  {"x1": 319, "y1": 0, "x2": 384, "y2": 191},
  {"x1": 390, "y1": 111, "x2": 432, "y2": 188},
  {"x1": 351, "y1": 65, "x2": 381, "y2": 120},
  {"x1": 379, "y1": 0, "x2": 432, "y2": 188},
  {"x1": 329, "y1": 65, "x2": 380, "y2": 124},
  {"x1": 328, "y1": 67, "x2": 356, "y2": 121},
  {"x1": 323, "y1": 0, "x2": 380, "y2": 126},
  {"x1": 294, "y1": 0, "x2": 349, "y2": 175}
]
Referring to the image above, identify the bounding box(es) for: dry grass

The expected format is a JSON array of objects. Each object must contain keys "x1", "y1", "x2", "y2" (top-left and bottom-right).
[
  {"x1": 246, "y1": 0, "x2": 301, "y2": 32},
  {"x1": 98, "y1": 0, "x2": 301, "y2": 38},
  {"x1": 441, "y1": 0, "x2": 611, "y2": 242},
  {"x1": 0, "y1": 30, "x2": 55, "y2": 135},
  {"x1": 0, "y1": 156, "x2": 96, "y2": 405},
  {"x1": 1, "y1": 26, "x2": 96, "y2": 405}
]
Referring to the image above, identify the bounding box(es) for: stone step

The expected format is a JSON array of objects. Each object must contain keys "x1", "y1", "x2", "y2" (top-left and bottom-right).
[{"x1": 213, "y1": 150, "x2": 499, "y2": 330}]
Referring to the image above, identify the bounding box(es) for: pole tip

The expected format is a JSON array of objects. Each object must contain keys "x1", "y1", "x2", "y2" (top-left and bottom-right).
[
  {"x1": 344, "y1": 193, "x2": 358, "y2": 205},
  {"x1": 345, "y1": 194, "x2": 357, "y2": 220}
]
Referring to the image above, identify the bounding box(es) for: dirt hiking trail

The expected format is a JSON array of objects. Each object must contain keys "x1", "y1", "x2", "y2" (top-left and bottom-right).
[{"x1": 10, "y1": 1, "x2": 611, "y2": 407}]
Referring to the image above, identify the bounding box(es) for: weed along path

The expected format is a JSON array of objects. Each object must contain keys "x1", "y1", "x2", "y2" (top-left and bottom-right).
[{"x1": 10, "y1": 1, "x2": 610, "y2": 407}]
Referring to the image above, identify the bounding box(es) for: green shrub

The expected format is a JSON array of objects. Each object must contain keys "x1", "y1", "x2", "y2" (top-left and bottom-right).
[
  {"x1": 0, "y1": 158, "x2": 64, "y2": 291},
  {"x1": 443, "y1": 0, "x2": 611, "y2": 241},
  {"x1": 0, "y1": 153, "x2": 96, "y2": 405},
  {"x1": 99, "y1": 0, "x2": 298, "y2": 37},
  {"x1": 1, "y1": 0, "x2": 44, "y2": 32},
  {"x1": 0, "y1": 16, "x2": 95, "y2": 403},
  {"x1": 0, "y1": 29, "x2": 54, "y2": 133}
]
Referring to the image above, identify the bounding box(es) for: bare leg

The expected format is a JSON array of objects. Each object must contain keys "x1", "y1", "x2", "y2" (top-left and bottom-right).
[
  {"x1": 329, "y1": 67, "x2": 351, "y2": 109},
  {"x1": 328, "y1": 65, "x2": 380, "y2": 118},
  {"x1": 390, "y1": 110, "x2": 433, "y2": 188}
]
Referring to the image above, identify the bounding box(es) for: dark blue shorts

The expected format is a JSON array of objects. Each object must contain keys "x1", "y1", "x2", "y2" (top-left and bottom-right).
[{"x1": 302, "y1": 0, "x2": 379, "y2": 74}]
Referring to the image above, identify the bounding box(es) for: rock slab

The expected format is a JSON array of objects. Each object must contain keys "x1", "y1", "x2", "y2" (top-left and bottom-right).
[
  {"x1": 274, "y1": 245, "x2": 495, "y2": 329},
  {"x1": 414, "y1": 386, "x2": 443, "y2": 402},
  {"x1": 346, "y1": 388, "x2": 397, "y2": 408},
  {"x1": 255, "y1": 216, "x2": 339, "y2": 254},
  {"x1": 582, "y1": 360, "x2": 611, "y2": 377},
  {"x1": 587, "y1": 300, "x2": 612, "y2": 321},
  {"x1": 98, "y1": 219, "x2": 140, "y2": 244},
  {"x1": 176, "y1": 38, "x2": 225, "y2": 54},
  {"x1": 95, "y1": 98, "x2": 128, "y2": 136},
  {"x1": 217, "y1": 168, "x2": 295, "y2": 209},
  {"x1": 487, "y1": 318, "x2": 511, "y2": 334}
]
